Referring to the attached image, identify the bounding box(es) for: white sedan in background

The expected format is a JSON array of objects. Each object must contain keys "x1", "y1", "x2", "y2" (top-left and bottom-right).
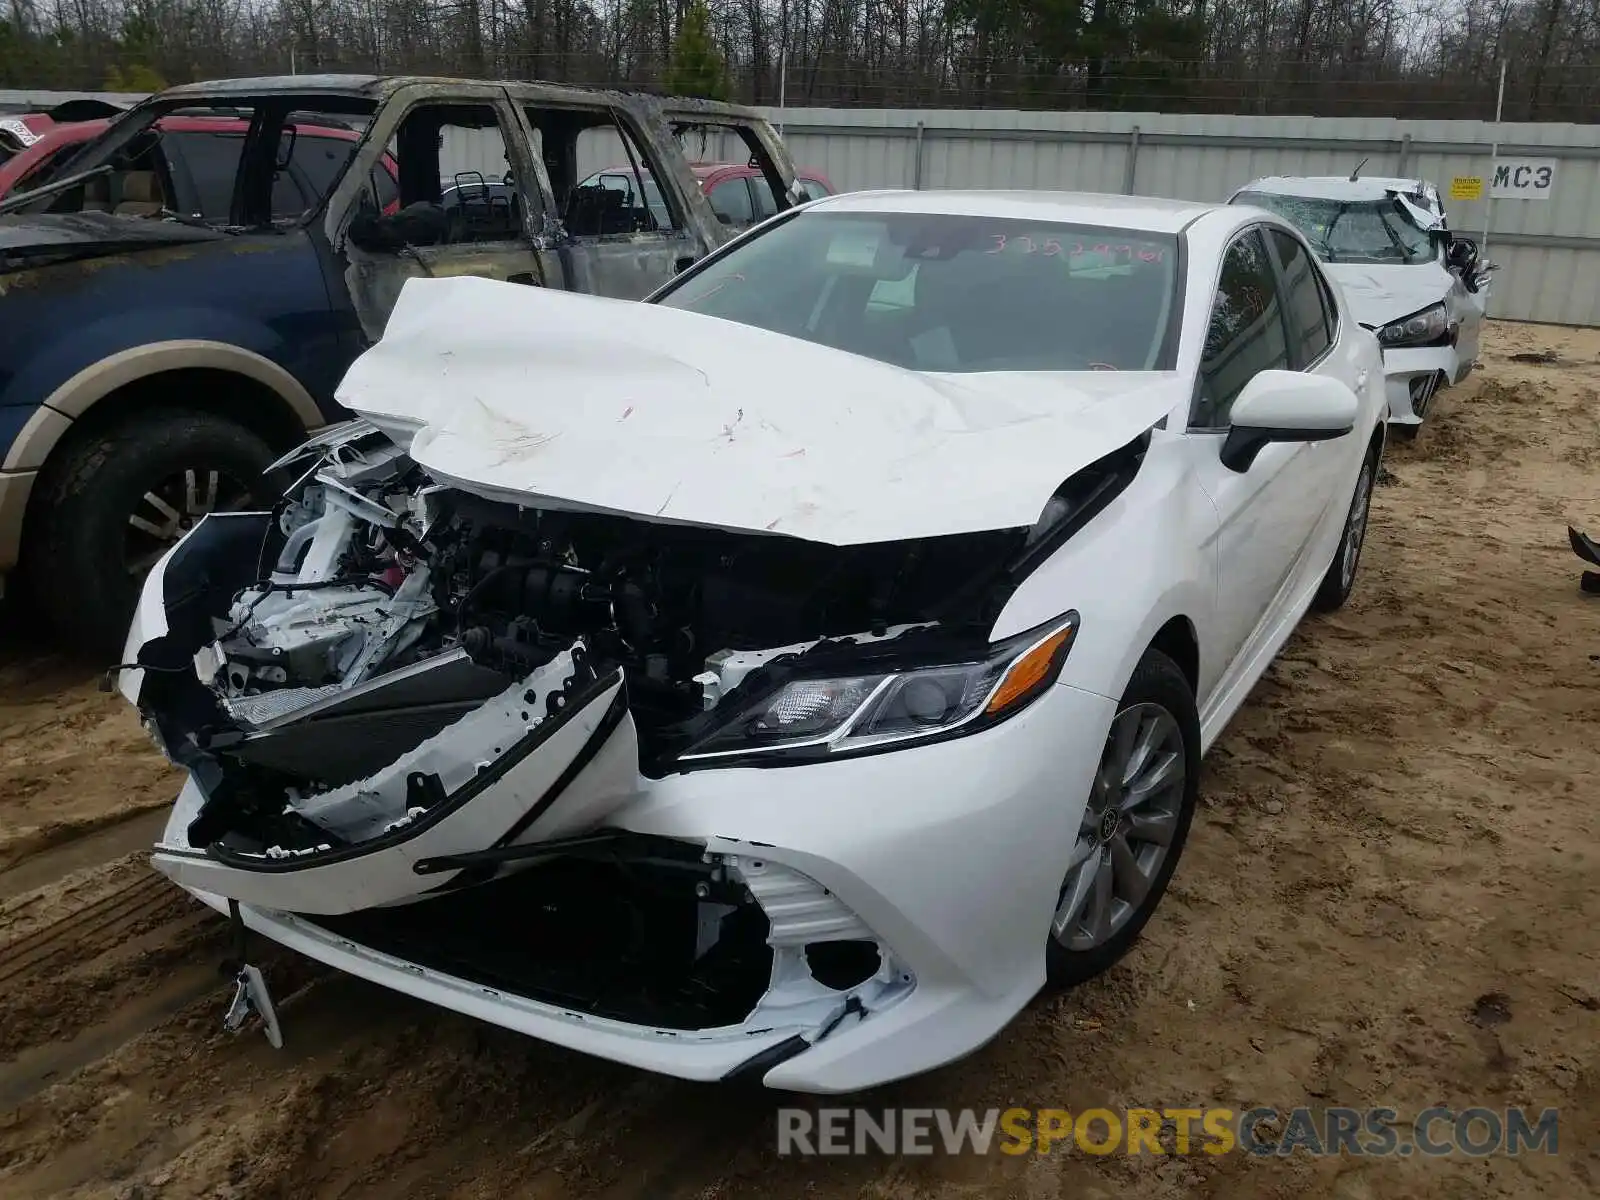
[
  {"x1": 1230, "y1": 175, "x2": 1491, "y2": 434},
  {"x1": 118, "y1": 190, "x2": 1388, "y2": 1093}
]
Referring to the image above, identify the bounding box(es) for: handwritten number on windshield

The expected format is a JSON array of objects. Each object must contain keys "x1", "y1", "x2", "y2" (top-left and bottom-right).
[
  {"x1": 981, "y1": 235, "x2": 1164, "y2": 261},
  {"x1": 684, "y1": 272, "x2": 745, "y2": 306}
]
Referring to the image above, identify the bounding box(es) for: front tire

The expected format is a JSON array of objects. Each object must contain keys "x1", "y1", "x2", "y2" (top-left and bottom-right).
[
  {"x1": 27, "y1": 408, "x2": 275, "y2": 655},
  {"x1": 1045, "y1": 648, "x2": 1200, "y2": 988}
]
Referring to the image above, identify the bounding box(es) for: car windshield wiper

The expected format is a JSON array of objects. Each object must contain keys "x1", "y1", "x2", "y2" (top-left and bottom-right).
[
  {"x1": 1316, "y1": 202, "x2": 1359, "y2": 264},
  {"x1": 0, "y1": 163, "x2": 112, "y2": 215}
]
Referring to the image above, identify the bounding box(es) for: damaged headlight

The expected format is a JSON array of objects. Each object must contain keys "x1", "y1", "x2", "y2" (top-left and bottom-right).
[
  {"x1": 1377, "y1": 302, "x2": 1453, "y2": 349},
  {"x1": 680, "y1": 613, "x2": 1079, "y2": 764}
]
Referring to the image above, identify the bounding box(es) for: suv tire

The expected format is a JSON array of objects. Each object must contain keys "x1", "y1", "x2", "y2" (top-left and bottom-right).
[{"x1": 28, "y1": 407, "x2": 276, "y2": 655}]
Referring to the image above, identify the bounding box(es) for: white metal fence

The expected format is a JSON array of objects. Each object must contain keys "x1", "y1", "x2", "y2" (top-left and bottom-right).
[
  {"x1": 7, "y1": 89, "x2": 1599, "y2": 324},
  {"x1": 764, "y1": 108, "x2": 1600, "y2": 327}
]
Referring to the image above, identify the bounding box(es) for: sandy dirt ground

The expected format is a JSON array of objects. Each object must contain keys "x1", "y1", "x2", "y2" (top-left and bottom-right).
[{"x1": 1, "y1": 320, "x2": 1597, "y2": 1199}]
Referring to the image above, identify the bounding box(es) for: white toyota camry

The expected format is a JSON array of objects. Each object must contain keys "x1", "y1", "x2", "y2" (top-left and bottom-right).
[{"x1": 117, "y1": 190, "x2": 1388, "y2": 1093}]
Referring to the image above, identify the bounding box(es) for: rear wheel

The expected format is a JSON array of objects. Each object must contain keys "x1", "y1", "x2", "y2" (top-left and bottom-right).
[
  {"x1": 1311, "y1": 449, "x2": 1376, "y2": 613},
  {"x1": 1045, "y1": 648, "x2": 1200, "y2": 988},
  {"x1": 27, "y1": 408, "x2": 275, "y2": 655}
]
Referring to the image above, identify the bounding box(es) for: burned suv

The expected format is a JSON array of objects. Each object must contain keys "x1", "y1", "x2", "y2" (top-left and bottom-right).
[{"x1": 0, "y1": 75, "x2": 802, "y2": 649}]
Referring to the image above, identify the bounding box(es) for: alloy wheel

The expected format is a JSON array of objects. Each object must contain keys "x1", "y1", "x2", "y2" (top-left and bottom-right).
[
  {"x1": 1340, "y1": 461, "x2": 1374, "y2": 591},
  {"x1": 1052, "y1": 701, "x2": 1187, "y2": 952},
  {"x1": 125, "y1": 467, "x2": 255, "y2": 576}
]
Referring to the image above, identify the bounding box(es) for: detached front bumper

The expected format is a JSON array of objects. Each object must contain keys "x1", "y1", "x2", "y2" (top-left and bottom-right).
[
  {"x1": 1382, "y1": 345, "x2": 1462, "y2": 426},
  {"x1": 160, "y1": 682, "x2": 1113, "y2": 1092},
  {"x1": 128, "y1": 518, "x2": 1117, "y2": 1093}
]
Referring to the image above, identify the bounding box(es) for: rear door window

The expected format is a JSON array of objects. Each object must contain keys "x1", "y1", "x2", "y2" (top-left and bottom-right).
[
  {"x1": 289, "y1": 132, "x2": 355, "y2": 204},
  {"x1": 166, "y1": 130, "x2": 244, "y2": 222},
  {"x1": 1268, "y1": 228, "x2": 1334, "y2": 367}
]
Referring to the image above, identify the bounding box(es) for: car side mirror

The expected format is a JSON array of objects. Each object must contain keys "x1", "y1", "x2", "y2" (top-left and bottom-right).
[
  {"x1": 1221, "y1": 370, "x2": 1358, "y2": 473},
  {"x1": 1448, "y1": 236, "x2": 1480, "y2": 269}
]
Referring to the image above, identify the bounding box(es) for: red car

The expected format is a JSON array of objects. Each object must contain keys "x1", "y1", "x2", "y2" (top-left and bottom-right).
[
  {"x1": 578, "y1": 160, "x2": 835, "y2": 229},
  {"x1": 0, "y1": 110, "x2": 400, "y2": 220},
  {"x1": 0, "y1": 98, "x2": 127, "y2": 164},
  {"x1": 0, "y1": 113, "x2": 58, "y2": 161}
]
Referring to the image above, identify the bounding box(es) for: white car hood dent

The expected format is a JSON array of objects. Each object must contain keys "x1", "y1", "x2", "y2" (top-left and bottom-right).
[
  {"x1": 334, "y1": 276, "x2": 1185, "y2": 546},
  {"x1": 1324, "y1": 262, "x2": 1451, "y2": 328}
]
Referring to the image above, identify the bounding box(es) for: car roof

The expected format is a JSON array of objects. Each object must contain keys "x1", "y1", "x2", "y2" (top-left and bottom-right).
[
  {"x1": 803, "y1": 189, "x2": 1216, "y2": 233},
  {"x1": 1237, "y1": 175, "x2": 1436, "y2": 202},
  {"x1": 153, "y1": 76, "x2": 768, "y2": 121}
]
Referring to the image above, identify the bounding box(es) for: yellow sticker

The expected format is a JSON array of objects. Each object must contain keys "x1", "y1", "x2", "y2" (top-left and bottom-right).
[{"x1": 1449, "y1": 176, "x2": 1484, "y2": 200}]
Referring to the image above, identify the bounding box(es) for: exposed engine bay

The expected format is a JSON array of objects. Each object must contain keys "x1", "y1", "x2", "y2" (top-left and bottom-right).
[
  {"x1": 130, "y1": 419, "x2": 1144, "y2": 876},
  {"x1": 123, "y1": 418, "x2": 1145, "y2": 1036}
]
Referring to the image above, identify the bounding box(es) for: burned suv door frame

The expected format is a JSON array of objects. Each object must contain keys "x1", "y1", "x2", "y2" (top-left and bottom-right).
[
  {"x1": 327, "y1": 81, "x2": 557, "y2": 342},
  {"x1": 322, "y1": 83, "x2": 802, "y2": 337},
  {"x1": 658, "y1": 100, "x2": 804, "y2": 219},
  {"x1": 509, "y1": 92, "x2": 715, "y2": 301}
]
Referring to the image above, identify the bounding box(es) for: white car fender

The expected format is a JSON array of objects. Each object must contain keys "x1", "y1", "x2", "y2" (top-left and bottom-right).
[{"x1": 991, "y1": 432, "x2": 1217, "y2": 705}]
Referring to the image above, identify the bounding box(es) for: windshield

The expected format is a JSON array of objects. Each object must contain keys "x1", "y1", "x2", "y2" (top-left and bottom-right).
[
  {"x1": 653, "y1": 210, "x2": 1179, "y2": 373},
  {"x1": 1235, "y1": 191, "x2": 1436, "y2": 265}
]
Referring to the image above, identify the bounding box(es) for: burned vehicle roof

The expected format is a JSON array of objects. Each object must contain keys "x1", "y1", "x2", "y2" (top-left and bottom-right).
[{"x1": 153, "y1": 73, "x2": 775, "y2": 122}]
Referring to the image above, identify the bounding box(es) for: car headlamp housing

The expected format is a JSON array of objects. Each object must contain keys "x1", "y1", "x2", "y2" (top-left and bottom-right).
[
  {"x1": 678, "y1": 612, "x2": 1079, "y2": 766},
  {"x1": 1378, "y1": 302, "x2": 1453, "y2": 349}
]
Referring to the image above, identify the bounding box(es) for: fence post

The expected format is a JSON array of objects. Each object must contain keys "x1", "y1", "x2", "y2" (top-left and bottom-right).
[
  {"x1": 1123, "y1": 126, "x2": 1142, "y2": 194},
  {"x1": 1397, "y1": 133, "x2": 1412, "y2": 178},
  {"x1": 912, "y1": 120, "x2": 926, "y2": 190}
]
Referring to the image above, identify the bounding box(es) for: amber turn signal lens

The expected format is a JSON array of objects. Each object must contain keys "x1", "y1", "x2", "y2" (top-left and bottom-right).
[{"x1": 985, "y1": 624, "x2": 1075, "y2": 715}]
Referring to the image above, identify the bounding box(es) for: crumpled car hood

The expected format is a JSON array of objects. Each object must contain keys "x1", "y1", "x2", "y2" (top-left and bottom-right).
[
  {"x1": 334, "y1": 275, "x2": 1184, "y2": 546},
  {"x1": 1324, "y1": 261, "x2": 1452, "y2": 327}
]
